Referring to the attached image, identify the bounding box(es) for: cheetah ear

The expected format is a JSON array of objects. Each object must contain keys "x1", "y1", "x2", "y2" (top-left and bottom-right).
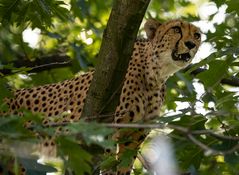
[{"x1": 144, "y1": 19, "x2": 161, "y2": 40}]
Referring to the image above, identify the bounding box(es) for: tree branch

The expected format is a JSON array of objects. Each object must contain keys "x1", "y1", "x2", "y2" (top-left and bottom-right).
[
  {"x1": 103, "y1": 123, "x2": 239, "y2": 155},
  {"x1": 187, "y1": 134, "x2": 239, "y2": 155},
  {"x1": 40, "y1": 121, "x2": 239, "y2": 142},
  {"x1": 0, "y1": 54, "x2": 71, "y2": 76},
  {"x1": 220, "y1": 76, "x2": 239, "y2": 86},
  {"x1": 184, "y1": 65, "x2": 239, "y2": 87}
]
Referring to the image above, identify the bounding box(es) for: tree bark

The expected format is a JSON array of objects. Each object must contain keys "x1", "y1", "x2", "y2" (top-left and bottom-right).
[
  {"x1": 81, "y1": 0, "x2": 151, "y2": 122},
  {"x1": 0, "y1": 54, "x2": 71, "y2": 75}
]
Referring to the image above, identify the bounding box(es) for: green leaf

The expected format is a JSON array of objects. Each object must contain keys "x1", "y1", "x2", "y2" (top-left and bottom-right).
[
  {"x1": 196, "y1": 60, "x2": 229, "y2": 87},
  {"x1": 172, "y1": 133, "x2": 203, "y2": 170},
  {"x1": 118, "y1": 149, "x2": 137, "y2": 169},
  {"x1": 226, "y1": 1, "x2": 239, "y2": 13},
  {"x1": 0, "y1": 115, "x2": 32, "y2": 139},
  {"x1": 57, "y1": 137, "x2": 92, "y2": 174},
  {"x1": 224, "y1": 153, "x2": 239, "y2": 165},
  {"x1": 100, "y1": 155, "x2": 118, "y2": 171},
  {"x1": 0, "y1": 77, "x2": 12, "y2": 108},
  {"x1": 66, "y1": 120, "x2": 114, "y2": 149}
]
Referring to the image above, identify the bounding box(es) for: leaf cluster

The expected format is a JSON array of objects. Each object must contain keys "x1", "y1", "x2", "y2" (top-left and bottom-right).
[{"x1": 0, "y1": 0, "x2": 69, "y2": 29}]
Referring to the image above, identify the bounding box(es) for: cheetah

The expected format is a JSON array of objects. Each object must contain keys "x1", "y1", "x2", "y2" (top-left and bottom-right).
[{"x1": 1, "y1": 19, "x2": 201, "y2": 174}]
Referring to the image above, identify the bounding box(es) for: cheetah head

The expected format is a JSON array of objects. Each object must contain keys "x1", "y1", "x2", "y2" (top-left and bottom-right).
[{"x1": 145, "y1": 19, "x2": 201, "y2": 74}]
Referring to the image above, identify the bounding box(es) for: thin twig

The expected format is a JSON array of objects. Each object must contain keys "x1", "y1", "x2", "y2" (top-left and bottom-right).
[
  {"x1": 37, "y1": 121, "x2": 239, "y2": 141},
  {"x1": 184, "y1": 64, "x2": 239, "y2": 87},
  {"x1": 187, "y1": 134, "x2": 219, "y2": 155},
  {"x1": 137, "y1": 152, "x2": 151, "y2": 171},
  {"x1": 0, "y1": 54, "x2": 72, "y2": 76},
  {"x1": 102, "y1": 123, "x2": 239, "y2": 141},
  {"x1": 30, "y1": 117, "x2": 239, "y2": 143},
  {"x1": 191, "y1": 130, "x2": 239, "y2": 141},
  {"x1": 187, "y1": 134, "x2": 239, "y2": 155},
  {"x1": 30, "y1": 60, "x2": 72, "y2": 70},
  {"x1": 25, "y1": 121, "x2": 239, "y2": 156}
]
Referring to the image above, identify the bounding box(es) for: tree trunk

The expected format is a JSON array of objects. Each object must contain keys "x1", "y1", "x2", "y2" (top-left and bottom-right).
[{"x1": 81, "y1": 0, "x2": 151, "y2": 122}]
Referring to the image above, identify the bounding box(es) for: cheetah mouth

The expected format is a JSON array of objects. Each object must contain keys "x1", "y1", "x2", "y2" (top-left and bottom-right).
[{"x1": 172, "y1": 51, "x2": 191, "y2": 62}]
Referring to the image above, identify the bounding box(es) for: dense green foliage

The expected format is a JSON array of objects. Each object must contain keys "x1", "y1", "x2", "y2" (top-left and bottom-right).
[{"x1": 0, "y1": 0, "x2": 238, "y2": 174}]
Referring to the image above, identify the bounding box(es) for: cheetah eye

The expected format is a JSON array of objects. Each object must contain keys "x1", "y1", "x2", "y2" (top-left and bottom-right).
[
  {"x1": 194, "y1": 32, "x2": 201, "y2": 40},
  {"x1": 172, "y1": 26, "x2": 181, "y2": 33}
]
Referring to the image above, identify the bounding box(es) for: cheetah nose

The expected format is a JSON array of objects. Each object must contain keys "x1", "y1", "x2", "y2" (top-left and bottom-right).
[{"x1": 185, "y1": 41, "x2": 196, "y2": 50}]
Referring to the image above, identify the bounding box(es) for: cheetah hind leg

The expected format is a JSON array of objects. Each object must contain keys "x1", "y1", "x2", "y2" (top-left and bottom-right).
[{"x1": 100, "y1": 131, "x2": 147, "y2": 175}]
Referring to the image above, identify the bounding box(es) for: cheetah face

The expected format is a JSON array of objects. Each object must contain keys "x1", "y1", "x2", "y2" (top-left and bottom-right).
[
  {"x1": 169, "y1": 23, "x2": 201, "y2": 66},
  {"x1": 145, "y1": 19, "x2": 201, "y2": 70}
]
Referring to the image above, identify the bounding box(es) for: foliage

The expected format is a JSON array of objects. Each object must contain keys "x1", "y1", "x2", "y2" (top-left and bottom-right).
[{"x1": 0, "y1": 0, "x2": 238, "y2": 174}]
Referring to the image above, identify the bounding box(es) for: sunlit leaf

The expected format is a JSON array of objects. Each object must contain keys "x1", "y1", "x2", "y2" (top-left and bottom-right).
[{"x1": 58, "y1": 136, "x2": 92, "y2": 174}]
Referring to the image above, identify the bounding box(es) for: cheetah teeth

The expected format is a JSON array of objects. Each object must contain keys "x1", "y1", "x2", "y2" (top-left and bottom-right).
[{"x1": 172, "y1": 51, "x2": 191, "y2": 62}]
